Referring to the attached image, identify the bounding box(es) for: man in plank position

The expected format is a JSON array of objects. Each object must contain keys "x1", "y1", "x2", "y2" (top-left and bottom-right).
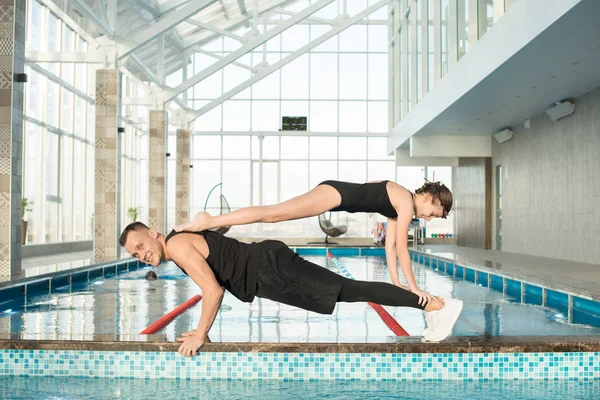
[{"x1": 119, "y1": 223, "x2": 463, "y2": 356}]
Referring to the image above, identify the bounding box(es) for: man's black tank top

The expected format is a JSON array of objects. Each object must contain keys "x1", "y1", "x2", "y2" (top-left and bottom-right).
[
  {"x1": 319, "y1": 180, "x2": 398, "y2": 218},
  {"x1": 165, "y1": 230, "x2": 262, "y2": 303}
]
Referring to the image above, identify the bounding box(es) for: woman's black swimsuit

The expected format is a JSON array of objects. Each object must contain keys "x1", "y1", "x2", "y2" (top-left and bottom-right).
[{"x1": 319, "y1": 180, "x2": 398, "y2": 218}]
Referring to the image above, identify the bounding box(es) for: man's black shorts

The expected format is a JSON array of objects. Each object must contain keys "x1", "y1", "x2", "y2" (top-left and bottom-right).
[{"x1": 255, "y1": 240, "x2": 344, "y2": 314}]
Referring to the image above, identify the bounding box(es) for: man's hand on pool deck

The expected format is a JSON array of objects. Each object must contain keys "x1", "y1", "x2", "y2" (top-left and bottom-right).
[{"x1": 177, "y1": 331, "x2": 208, "y2": 357}]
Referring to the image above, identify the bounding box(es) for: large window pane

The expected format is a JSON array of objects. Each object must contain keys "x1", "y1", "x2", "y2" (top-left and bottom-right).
[
  {"x1": 251, "y1": 58, "x2": 280, "y2": 100},
  {"x1": 310, "y1": 25, "x2": 338, "y2": 52},
  {"x1": 367, "y1": 102, "x2": 388, "y2": 133},
  {"x1": 313, "y1": 0, "x2": 338, "y2": 19},
  {"x1": 167, "y1": 159, "x2": 176, "y2": 229},
  {"x1": 281, "y1": 54, "x2": 309, "y2": 99},
  {"x1": 309, "y1": 136, "x2": 337, "y2": 159},
  {"x1": 281, "y1": 136, "x2": 308, "y2": 160},
  {"x1": 223, "y1": 63, "x2": 252, "y2": 94},
  {"x1": 368, "y1": 54, "x2": 388, "y2": 100},
  {"x1": 222, "y1": 160, "x2": 251, "y2": 207},
  {"x1": 367, "y1": 161, "x2": 395, "y2": 182},
  {"x1": 75, "y1": 98, "x2": 86, "y2": 137},
  {"x1": 339, "y1": 101, "x2": 366, "y2": 132},
  {"x1": 310, "y1": 54, "x2": 337, "y2": 99},
  {"x1": 339, "y1": 161, "x2": 367, "y2": 183},
  {"x1": 262, "y1": 136, "x2": 280, "y2": 159},
  {"x1": 339, "y1": 54, "x2": 366, "y2": 99},
  {"x1": 281, "y1": 25, "x2": 309, "y2": 52},
  {"x1": 29, "y1": 0, "x2": 43, "y2": 50},
  {"x1": 368, "y1": 25, "x2": 387, "y2": 52},
  {"x1": 281, "y1": 101, "x2": 308, "y2": 123},
  {"x1": 45, "y1": 131, "x2": 59, "y2": 196},
  {"x1": 193, "y1": 135, "x2": 221, "y2": 159},
  {"x1": 61, "y1": 136, "x2": 73, "y2": 241},
  {"x1": 73, "y1": 140, "x2": 85, "y2": 240},
  {"x1": 47, "y1": 81, "x2": 59, "y2": 127},
  {"x1": 194, "y1": 103, "x2": 222, "y2": 131},
  {"x1": 60, "y1": 88, "x2": 73, "y2": 132},
  {"x1": 27, "y1": 68, "x2": 40, "y2": 119},
  {"x1": 193, "y1": 71, "x2": 222, "y2": 99},
  {"x1": 309, "y1": 101, "x2": 337, "y2": 132},
  {"x1": 397, "y1": 166, "x2": 425, "y2": 192},
  {"x1": 223, "y1": 101, "x2": 250, "y2": 131},
  {"x1": 252, "y1": 101, "x2": 280, "y2": 131},
  {"x1": 223, "y1": 136, "x2": 250, "y2": 159},
  {"x1": 368, "y1": 137, "x2": 394, "y2": 160},
  {"x1": 281, "y1": 161, "x2": 309, "y2": 199},
  {"x1": 339, "y1": 137, "x2": 366, "y2": 159},
  {"x1": 339, "y1": 25, "x2": 367, "y2": 52},
  {"x1": 191, "y1": 161, "x2": 222, "y2": 215},
  {"x1": 24, "y1": 122, "x2": 42, "y2": 243},
  {"x1": 309, "y1": 161, "x2": 337, "y2": 187}
]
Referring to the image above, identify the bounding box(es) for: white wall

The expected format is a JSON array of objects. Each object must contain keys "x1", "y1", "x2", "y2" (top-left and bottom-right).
[{"x1": 492, "y1": 86, "x2": 600, "y2": 263}]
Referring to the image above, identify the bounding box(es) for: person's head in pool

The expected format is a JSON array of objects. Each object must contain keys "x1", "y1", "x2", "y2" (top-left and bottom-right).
[
  {"x1": 413, "y1": 181, "x2": 453, "y2": 221},
  {"x1": 119, "y1": 222, "x2": 168, "y2": 267},
  {"x1": 145, "y1": 270, "x2": 158, "y2": 280}
]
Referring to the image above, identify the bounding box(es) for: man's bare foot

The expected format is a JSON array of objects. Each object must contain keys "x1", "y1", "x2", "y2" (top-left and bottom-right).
[{"x1": 173, "y1": 211, "x2": 213, "y2": 232}]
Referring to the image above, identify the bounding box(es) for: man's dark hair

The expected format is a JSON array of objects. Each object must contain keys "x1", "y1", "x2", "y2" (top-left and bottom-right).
[
  {"x1": 119, "y1": 222, "x2": 150, "y2": 247},
  {"x1": 145, "y1": 270, "x2": 158, "y2": 280}
]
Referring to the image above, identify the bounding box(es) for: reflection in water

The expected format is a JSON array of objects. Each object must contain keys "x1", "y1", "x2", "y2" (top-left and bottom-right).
[
  {"x1": 1, "y1": 258, "x2": 599, "y2": 342},
  {"x1": 2, "y1": 377, "x2": 598, "y2": 400}
]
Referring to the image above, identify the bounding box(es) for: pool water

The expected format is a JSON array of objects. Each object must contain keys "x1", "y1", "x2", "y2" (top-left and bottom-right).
[
  {"x1": 1, "y1": 376, "x2": 598, "y2": 400},
  {"x1": 1, "y1": 255, "x2": 599, "y2": 341}
]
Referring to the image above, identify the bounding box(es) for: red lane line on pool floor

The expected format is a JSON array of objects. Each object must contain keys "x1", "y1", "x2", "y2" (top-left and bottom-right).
[
  {"x1": 140, "y1": 294, "x2": 202, "y2": 334},
  {"x1": 327, "y1": 251, "x2": 409, "y2": 337}
]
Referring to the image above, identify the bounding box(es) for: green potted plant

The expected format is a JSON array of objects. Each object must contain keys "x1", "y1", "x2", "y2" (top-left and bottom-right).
[
  {"x1": 127, "y1": 207, "x2": 141, "y2": 222},
  {"x1": 22, "y1": 198, "x2": 34, "y2": 245}
]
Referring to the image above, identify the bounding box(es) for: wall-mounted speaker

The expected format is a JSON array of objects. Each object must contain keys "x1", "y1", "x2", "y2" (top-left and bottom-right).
[{"x1": 493, "y1": 128, "x2": 513, "y2": 144}]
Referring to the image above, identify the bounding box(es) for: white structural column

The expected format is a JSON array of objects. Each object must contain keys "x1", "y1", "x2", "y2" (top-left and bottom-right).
[
  {"x1": 175, "y1": 129, "x2": 190, "y2": 226},
  {"x1": 400, "y1": 0, "x2": 408, "y2": 117},
  {"x1": 448, "y1": 0, "x2": 458, "y2": 67},
  {"x1": 148, "y1": 111, "x2": 167, "y2": 233},
  {"x1": 410, "y1": 3, "x2": 417, "y2": 107},
  {"x1": 433, "y1": 0, "x2": 441, "y2": 81},
  {"x1": 421, "y1": 0, "x2": 429, "y2": 97},
  {"x1": 493, "y1": 0, "x2": 505, "y2": 23},
  {"x1": 392, "y1": 0, "x2": 401, "y2": 124}
]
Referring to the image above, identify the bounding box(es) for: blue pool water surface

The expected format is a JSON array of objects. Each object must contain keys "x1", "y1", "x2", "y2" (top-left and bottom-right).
[
  {"x1": 1, "y1": 377, "x2": 598, "y2": 400},
  {"x1": 1, "y1": 255, "x2": 599, "y2": 341}
]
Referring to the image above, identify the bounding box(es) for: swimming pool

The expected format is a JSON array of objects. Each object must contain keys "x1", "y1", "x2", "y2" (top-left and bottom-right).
[
  {"x1": 1, "y1": 249, "x2": 599, "y2": 390},
  {"x1": 1, "y1": 251, "x2": 599, "y2": 341},
  {"x1": 1, "y1": 376, "x2": 598, "y2": 400}
]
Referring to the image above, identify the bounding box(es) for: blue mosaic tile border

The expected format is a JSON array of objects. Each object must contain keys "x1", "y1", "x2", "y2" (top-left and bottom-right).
[
  {"x1": 409, "y1": 251, "x2": 600, "y2": 327},
  {"x1": 0, "y1": 350, "x2": 598, "y2": 381}
]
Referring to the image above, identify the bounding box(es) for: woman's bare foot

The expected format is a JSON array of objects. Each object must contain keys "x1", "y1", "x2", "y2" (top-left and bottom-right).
[{"x1": 173, "y1": 211, "x2": 213, "y2": 232}]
